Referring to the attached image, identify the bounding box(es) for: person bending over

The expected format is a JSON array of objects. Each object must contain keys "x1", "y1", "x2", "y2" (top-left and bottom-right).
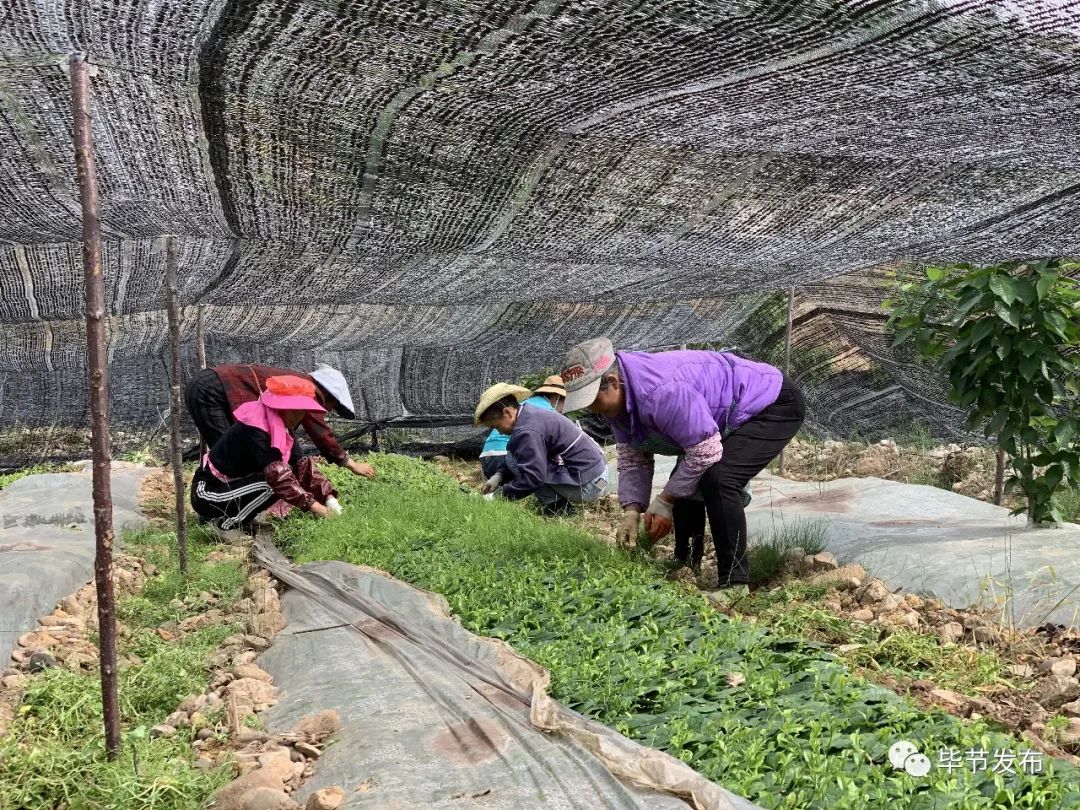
[
  {"x1": 559, "y1": 338, "x2": 805, "y2": 590},
  {"x1": 184, "y1": 362, "x2": 375, "y2": 480},
  {"x1": 191, "y1": 375, "x2": 342, "y2": 540}
]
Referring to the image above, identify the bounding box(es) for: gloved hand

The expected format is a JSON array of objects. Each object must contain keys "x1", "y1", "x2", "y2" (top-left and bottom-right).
[
  {"x1": 481, "y1": 472, "x2": 504, "y2": 495},
  {"x1": 616, "y1": 506, "x2": 642, "y2": 548},
  {"x1": 643, "y1": 495, "x2": 674, "y2": 542},
  {"x1": 325, "y1": 495, "x2": 344, "y2": 516}
]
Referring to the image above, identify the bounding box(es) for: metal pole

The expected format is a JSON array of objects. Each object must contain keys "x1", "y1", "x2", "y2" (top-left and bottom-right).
[
  {"x1": 777, "y1": 286, "x2": 795, "y2": 477},
  {"x1": 165, "y1": 237, "x2": 188, "y2": 575},
  {"x1": 70, "y1": 55, "x2": 121, "y2": 759},
  {"x1": 994, "y1": 447, "x2": 1005, "y2": 506}
]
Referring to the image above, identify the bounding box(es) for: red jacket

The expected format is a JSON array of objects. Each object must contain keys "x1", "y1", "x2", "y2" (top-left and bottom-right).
[{"x1": 212, "y1": 364, "x2": 349, "y2": 466}]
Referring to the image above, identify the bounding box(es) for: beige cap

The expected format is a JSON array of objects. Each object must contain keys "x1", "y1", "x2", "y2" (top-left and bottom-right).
[
  {"x1": 474, "y1": 383, "x2": 532, "y2": 426},
  {"x1": 560, "y1": 337, "x2": 616, "y2": 412},
  {"x1": 534, "y1": 374, "x2": 566, "y2": 397}
]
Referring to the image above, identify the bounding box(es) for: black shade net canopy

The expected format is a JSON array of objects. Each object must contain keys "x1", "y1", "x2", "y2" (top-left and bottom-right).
[{"x1": 2, "y1": 0, "x2": 1079, "y2": 462}]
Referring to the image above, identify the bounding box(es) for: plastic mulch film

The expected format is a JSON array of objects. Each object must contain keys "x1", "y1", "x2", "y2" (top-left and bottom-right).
[{"x1": 253, "y1": 540, "x2": 762, "y2": 810}]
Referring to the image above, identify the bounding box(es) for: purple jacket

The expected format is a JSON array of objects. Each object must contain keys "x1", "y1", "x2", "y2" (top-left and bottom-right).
[{"x1": 607, "y1": 350, "x2": 783, "y2": 508}]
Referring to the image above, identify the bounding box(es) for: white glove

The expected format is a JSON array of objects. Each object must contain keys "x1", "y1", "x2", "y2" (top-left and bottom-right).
[
  {"x1": 325, "y1": 496, "x2": 344, "y2": 516},
  {"x1": 481, "y1": 472, "x2": 504, "y2": 495},
  {"x1": 646, "y1": 494, "x2": 674, "y2": 521}
]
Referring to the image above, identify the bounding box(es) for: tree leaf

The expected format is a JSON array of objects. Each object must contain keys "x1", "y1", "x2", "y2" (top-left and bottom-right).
[
  {"x1": 1013, "y1": 278, "x2": 1036, "y2": 306},
  {"x1": 1036, "y1": 272, "x2": 1056, "y2": 301},
  {"x1": 994, "y1": 301, "x2": 1020, "y2": 328},
  {"x1": 989, "y1": 274, "x2": 1018, "y2": 305},
  {"x1": 1020, "y1": 356, "x2": 1040, "y2": 379},
  {"x1": 1056, "y1": 420, "x2": 1078, "y2": 447},
  {"x1": 889, "y1": 325, "x2": 917, "y2": 348}
]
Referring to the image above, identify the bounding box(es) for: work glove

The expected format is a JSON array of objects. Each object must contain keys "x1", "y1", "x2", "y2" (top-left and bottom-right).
[
  {"x1": 616, "y1": 506, "x2": 642, "y2": 548},
  {"x1": 643, "y1": 495, "x2": 674, "y2": 543},
  {"x1": 481, "y1": 472, "x2": 504, "y2": 495},
  {"x1": 325, "y1": 495, "x2": 344, "y2": 516}
]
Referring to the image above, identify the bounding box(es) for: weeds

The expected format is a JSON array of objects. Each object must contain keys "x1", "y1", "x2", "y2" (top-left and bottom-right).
[
  {"x1": 747, "y1": 518, "x2": 828, "y2": 582},
  {"x1": 737, "y1": 583, "x2": 1005, "y2": 694},
  {"x1": 276, "y1": 454, "x2": 1080, "y2": 809},
  {"x1": 0, "y1": 525, "x2": 240, "y2": 809}
]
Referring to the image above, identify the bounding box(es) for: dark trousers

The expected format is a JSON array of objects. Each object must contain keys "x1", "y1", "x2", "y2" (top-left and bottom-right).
[
  {"x1": 191, "y1": 457, "x2": 334, "y2": 531},
  {"x1": 676, "y1": 377, "x2": 806, "y2": 586},
  {"x1": 481, "y1": 456, "x2": 504, "y2": 480},
  {"x1": 191, "y1": 466, "x2": 276, "y2": 531},
  {"x1": 184, "y1": 368, "x2": 232, "y2": 448}
]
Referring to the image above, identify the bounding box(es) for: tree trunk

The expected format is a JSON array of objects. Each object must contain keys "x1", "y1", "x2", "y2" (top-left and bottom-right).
[
  {"x1": 70, "y1": 55, "x2": 121, "y2": 760},
  {"x1": 778, "y1": 286, "x2": 795, "y2": 477},
  {"x1": 993, "y1": 447, "x2": 1005, "y2": 506},
  {"x1": 165, "y1": 236, "x2": 188, "y2": 575}
]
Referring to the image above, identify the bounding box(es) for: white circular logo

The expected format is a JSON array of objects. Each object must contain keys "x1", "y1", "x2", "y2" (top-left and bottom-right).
[
  {"x1": 889, "y1": 740, "x2": 918, "y2": 769},
  {"x1": 904, "y1": 753, "x2": 932, "y2": 777}
]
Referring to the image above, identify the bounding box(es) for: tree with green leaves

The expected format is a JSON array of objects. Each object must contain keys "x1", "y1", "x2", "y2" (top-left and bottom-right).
[{"x1": 885, "y1": 258, "x2": 1080, "y2": 524}]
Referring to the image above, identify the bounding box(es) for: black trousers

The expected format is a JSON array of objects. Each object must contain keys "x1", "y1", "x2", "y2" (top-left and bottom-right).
[
  {"x1": 183, "y1": 368, "x2": 232, "y2": 448},
  {"x1": 190, "y1": 466, "x2": 277, "y2": 531},
  {"x1": 675, "y1": 377, "x2": 806, "y2": 585}
]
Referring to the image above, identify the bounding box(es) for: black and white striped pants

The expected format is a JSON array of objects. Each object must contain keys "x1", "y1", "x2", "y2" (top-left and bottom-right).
[{"x1": 191, "y1": 467, "x2": 277, "y2": 531}]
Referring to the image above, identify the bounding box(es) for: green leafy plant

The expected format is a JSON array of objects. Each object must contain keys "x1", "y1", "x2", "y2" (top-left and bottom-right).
[
  {"x1": 517, "y1": 366, "x2": 557, "y2": 390},
  {"x1": 276, "y1": 455, "x2": 1080, "y2": 809},
  {"x1": 885, "y1": 259, "x2": 1080, "y2": 523}
]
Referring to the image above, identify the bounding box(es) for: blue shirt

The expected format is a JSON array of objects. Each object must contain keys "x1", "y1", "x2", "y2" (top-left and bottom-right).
[{"x1": 480, "y1": 396, "x2": 553, "y2": 456}]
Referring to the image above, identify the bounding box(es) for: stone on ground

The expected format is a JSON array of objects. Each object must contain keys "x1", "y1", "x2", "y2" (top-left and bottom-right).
[{"x1": 305, "y1": 787, "x2": 345, "y2": 810}]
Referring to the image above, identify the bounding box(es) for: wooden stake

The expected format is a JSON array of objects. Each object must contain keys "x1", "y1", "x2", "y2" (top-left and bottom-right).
[
  {"x1": 165, "y1": 236, "x2": 188, "y2": 575},
  {"x1": 70, "y1": 55, "x2": 121, "y2": 759},
  {"x1": 777, "y1": 286, "x2": 795, "y2": 477},
  {"x1": 994, "y1": 447, "x2": 1005, "y2": 506},
  {"x1": 195, "y1": 304, "x2": 207, "y2": 370},
  {"x1": 195, "y1": 303, "x2": 207, "y2": 458}
]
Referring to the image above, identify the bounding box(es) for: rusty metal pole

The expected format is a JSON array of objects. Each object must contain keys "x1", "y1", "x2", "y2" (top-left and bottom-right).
[
  {"x1": 777, "y1": 286, "x2": 795, "y2": 477},
  {"x1": 165, "y1": 237, "x2": 188, "y2": 574},
  {"x1": 994, "y1": 447, "x2": 1005, "y2": 506},
  {"x1": 70, "y1": 55, "x2": 121, "y2": 759}
]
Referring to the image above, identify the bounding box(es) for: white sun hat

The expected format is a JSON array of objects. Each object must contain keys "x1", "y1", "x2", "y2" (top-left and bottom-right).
[{"x1": 309, "y1": 364, "x2": 356, "y2": 419}]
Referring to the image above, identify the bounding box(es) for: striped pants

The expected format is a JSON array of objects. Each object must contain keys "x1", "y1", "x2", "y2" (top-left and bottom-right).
[{"x1": 191, "y1": 467, "x2": 277, "y2": 531}]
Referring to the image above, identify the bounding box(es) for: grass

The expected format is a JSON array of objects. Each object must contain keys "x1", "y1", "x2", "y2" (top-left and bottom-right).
[
  {"x1": 747, "y1": 517, "x2": 830, "y2": 583},
  {"x1": 0, "y1": 524, "x2": 243, "y2": 810},
  {"x1": 1052, "y1": 486, "x2": 1080, "y2": 524},
  {"x1": 276, "y1": 454, "x2": 1080, "y2": 809},
  {"x1": 735, "y1": 582, "x2": 1005, "y2": 695}
]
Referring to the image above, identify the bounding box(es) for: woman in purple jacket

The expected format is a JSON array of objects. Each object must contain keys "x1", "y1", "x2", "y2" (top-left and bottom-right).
[{"x1": 560, "y1": 337, "x2": 805, "y2": 590}]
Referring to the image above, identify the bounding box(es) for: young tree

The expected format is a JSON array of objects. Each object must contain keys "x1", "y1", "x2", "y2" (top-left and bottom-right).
[{"x1": 885, "y1": 258, "x2": 1080, "y2": 524}]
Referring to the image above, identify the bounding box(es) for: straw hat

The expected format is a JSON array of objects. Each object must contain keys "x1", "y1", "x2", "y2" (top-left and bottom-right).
[
  {"x1": 260, "y1": 375, "x2": 327, "y2": 413},
  {"x1": 474, "y1": 383, "x2": 531, "y2": 426},
  {"x1": 534, "y1": 374, "x2": 566, "y2": 398}
]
